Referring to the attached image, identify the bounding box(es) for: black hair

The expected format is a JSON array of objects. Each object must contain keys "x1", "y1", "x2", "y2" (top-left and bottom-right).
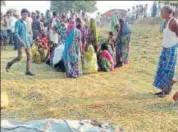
[
  {"x1": 109, "y1": 32, "x2": 114, "y2": 36},
  {"x1": 101, "y1": 43, "x2": 108, "y2": 51},
  {"x1": 36, "y1": 15, "x2": 40, "y2": 19},
  {"x1": 76, "y1": 17, "x2": 81, "y2": 23},
  {"x1": 41, "y1": 32, "x2": 46, "y2": 38},
  {"x1": 119, "y1": 19, "x2": 124, "y2": 26},
  {"x1": 162, "y1": 6, "x2": 174, "y2": 14},
  {"x1": 53, "y1": 11, "x2": 56, "y2": 17},
  {"x1": 61, "y1": 14, "x2": 66, "y2": 19},
  {"x1": 21, "y1": 9, "x2": 29, "y2": 15}
]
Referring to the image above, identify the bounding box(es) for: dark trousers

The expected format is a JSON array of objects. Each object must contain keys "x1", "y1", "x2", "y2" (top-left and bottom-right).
[
  {"x1": 8, "y1": 47, "x2": 32, "y2": 72},
  {"x1": 7, "y1": 30, "x2": 14, "y2": 45}
]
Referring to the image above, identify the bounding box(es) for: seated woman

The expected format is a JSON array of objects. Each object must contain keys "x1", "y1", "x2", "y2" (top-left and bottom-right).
[
  {"x1": 83, "y1": 45, "x2": 98, "y2": 74},
  {"x1": 31, "y1": 34, "x2": 48, "y2": 64},
  {"x1": 45, "y1": 41, "x2": 56, "y2": 66},
  {"x1": 98, "y1": 43, "x2": 114, "y2": 72},
  {"x1": 31, "y1": 38, "x2": 42, "y2": 64}
]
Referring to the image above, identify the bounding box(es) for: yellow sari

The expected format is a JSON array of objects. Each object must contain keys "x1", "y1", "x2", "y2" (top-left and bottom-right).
[
  {"x1": 83, "y1": 45, "x2": 98, "y2": 74},
  {"x1": 31, "y1": 42, "x2": 41, "y2": 64}
]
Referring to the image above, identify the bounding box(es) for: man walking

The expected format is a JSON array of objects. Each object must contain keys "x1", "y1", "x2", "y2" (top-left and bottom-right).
[{"x1": 6, "y1": 9, "x2": 35, "y2": 76}]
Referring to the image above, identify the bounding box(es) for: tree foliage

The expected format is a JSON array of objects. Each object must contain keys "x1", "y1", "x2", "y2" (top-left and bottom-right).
[
  {"x1": 1, "y1": 1, "x2": 6, "y2": 6},
  {"x1": 159, "y1": 1, "x2": 178, "y2": 4},
  {"x1": 50, "y1": 0, "x2": 97, "y2": 14}
]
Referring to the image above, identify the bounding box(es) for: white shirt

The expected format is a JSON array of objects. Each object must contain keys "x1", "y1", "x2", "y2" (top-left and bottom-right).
[
  {"x1": 96, "y1": 14, "x2": 101, "y2": 23},
  {"x1": 23, "y1": 20, "x2": 28, "y2": 34},
  {"x1": 6, "y1": 16, "x2": 11, "y2": 30},
  {"x1": 11, "y1": 17, "x2": 18, "y2": 33},
  {"x1": 132, "y1": 9, "x2": 136, "y2": 18},
  {"x1": 163, "y1": 18, "x2": 178, "y2": 48},
  {"x1": 49, "y1": 18, "x2": 58, "y2": 44},
  {"x1": 126, "y1": 11, "x2": 132, "y2": 18},
  {"x1": 26, "y1": 17, "x2": 32, "y2": 34}
]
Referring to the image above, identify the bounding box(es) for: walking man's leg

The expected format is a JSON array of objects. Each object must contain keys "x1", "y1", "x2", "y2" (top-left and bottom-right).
[
  {"x1": 25, "y1": 48, "x2": 35, "y2": 76},
  {"x1": 6, "y1": 47, "x2": 23, "y2": 72}
]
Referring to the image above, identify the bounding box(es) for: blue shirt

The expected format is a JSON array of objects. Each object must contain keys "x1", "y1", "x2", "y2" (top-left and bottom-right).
[
  {"x1": 122, "y1": 23, "x2": 131, "y2": 34},
  {"x1": 15, "y1": 19, "x2": 31, "y2": 48}
]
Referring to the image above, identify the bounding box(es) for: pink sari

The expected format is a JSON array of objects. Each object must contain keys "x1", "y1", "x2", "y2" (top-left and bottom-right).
[{"x1": 100, "y1": 50, "x2": 114, "y2": 71}]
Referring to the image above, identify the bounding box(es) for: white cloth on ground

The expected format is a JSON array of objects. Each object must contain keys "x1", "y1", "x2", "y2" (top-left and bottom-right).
[
  {"x1": 52, "y1": 44, "x2": 65, "y2": 66},
  {"x1": 1, "y1": 119, "x2": 122, "y2": 132}
]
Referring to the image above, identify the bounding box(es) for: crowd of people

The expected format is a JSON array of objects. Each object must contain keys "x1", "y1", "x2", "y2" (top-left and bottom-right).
[
  {"x1": 125, "y1": 1, "x2": 178, "y2": 24},
  {"x1": 2, "y1": 8, "x2": 131, "y2": 77},
  {"x1": 126, "y1": 4, "x2": 148, "y2": 24},
  {"x1": 1, "y1": 5, "x2": 178, "y2": 99}
]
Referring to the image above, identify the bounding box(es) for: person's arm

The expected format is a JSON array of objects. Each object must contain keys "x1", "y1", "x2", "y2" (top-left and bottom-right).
[
  {"x1": 2, "y1": 18, "x2": 7, "y2": 27},
  {"x1": 38, "y1": 21, "x2": 42, "y2": 33},
  {"x1": 169, "y1": 18, "x2": 178, "y2": 37},
  {"x1": 14, "y1": 21, "x2": 25, "y2": 46},
  {"x1": 32, "y1": 21, "x2": 34, "y2": 31},
  {"x1": 9, "y1": 17, "x2": 13, "y2": 31}
]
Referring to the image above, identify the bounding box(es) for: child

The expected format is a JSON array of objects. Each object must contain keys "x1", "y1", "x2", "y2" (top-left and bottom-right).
[
  {"x1": 108, "y1": 31, "x2": 115, "y2": 52},
  {"x1": 98, "y1": 43, "x2": 114, "y2": 72}
]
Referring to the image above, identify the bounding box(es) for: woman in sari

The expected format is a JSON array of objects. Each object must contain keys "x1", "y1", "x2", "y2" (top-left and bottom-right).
[
  {"x1": 52, "y1": 16, "x2": 67, "y2": 72},
  {"x1": 83, "y1": 45, "x2": 98, "y2": 74},
  {"x1": 63, "y1": 19, "x2": 83, "y2": 78},
  {"x1": 98, "y1": 43, "x2": 114, "y2": 72},
  {"x1": 88, "y1": 18, "x2": 98, "y2": 52},
  {"x1": 31, "y1": 35, "x2": 48, "y2": 64},
  {"x1": 115, "y1": 19, "x2": 131, "y2": 66},
  {"x1": 76, "y1": 17, "x2": 85, "y2": 51},
  {"x1": 110, "y1": 11, "x2": 119, "y2": 32}
]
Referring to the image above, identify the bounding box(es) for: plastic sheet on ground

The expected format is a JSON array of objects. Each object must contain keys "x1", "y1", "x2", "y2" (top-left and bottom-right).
[{"x1": 1, "y1": 119, "x2": 124, "y2": 132}]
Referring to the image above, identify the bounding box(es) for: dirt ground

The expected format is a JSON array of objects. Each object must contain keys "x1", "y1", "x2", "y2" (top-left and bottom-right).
[{"x1": 1, "y1": 24, "x2": 178, "y2": 132}]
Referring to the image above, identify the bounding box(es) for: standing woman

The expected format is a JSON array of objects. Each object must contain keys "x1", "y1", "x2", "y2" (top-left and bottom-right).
[
  {"x1": 115, "y1": 19, "x2": 131, "y2": 66},
  {"x1": 153, "y1": 6, "x2": 178, "y2": 97},
  {"x1": 63, "y1": 19, "x2": 83, "y2": 78},
  {"x1": 110, "y1": 11, "x2": 119, "y2": 32},
  {"x1": 88, "y1": 18, "x2": 98, "y2": 52}
]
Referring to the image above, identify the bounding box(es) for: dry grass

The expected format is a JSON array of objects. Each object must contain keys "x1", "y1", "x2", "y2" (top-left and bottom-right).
[{"x1": 1, "y1": 24, "x2": 178, "y2": 132}]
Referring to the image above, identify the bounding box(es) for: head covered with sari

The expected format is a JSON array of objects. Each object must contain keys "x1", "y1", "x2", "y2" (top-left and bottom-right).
[
  {"x1": 89, "y1": 18, "x2": 98, "y2": 43},
  {"x1": 83, "y1": 45, "x2": 98, "y2": 74},
  {"x1": 84, "y1": 45, "x2": 95, "y2": 61},
  {"x1": 66, "y1": 19, "x2": 76, "y2": 36},
  {"x1": 63, "y1": 19, "x2": 76, "y2": 61},
  {"x1": 110, "y1": 11, "x2": 119, "y2": 32},
  {"x1": 99, "y1": 43, "x2": 114, "y2": 71}
]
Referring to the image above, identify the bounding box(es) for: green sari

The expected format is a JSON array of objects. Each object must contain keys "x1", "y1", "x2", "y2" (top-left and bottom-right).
[{"x1": 110, "y1": 11, "x2": 119, "y2": 32}]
